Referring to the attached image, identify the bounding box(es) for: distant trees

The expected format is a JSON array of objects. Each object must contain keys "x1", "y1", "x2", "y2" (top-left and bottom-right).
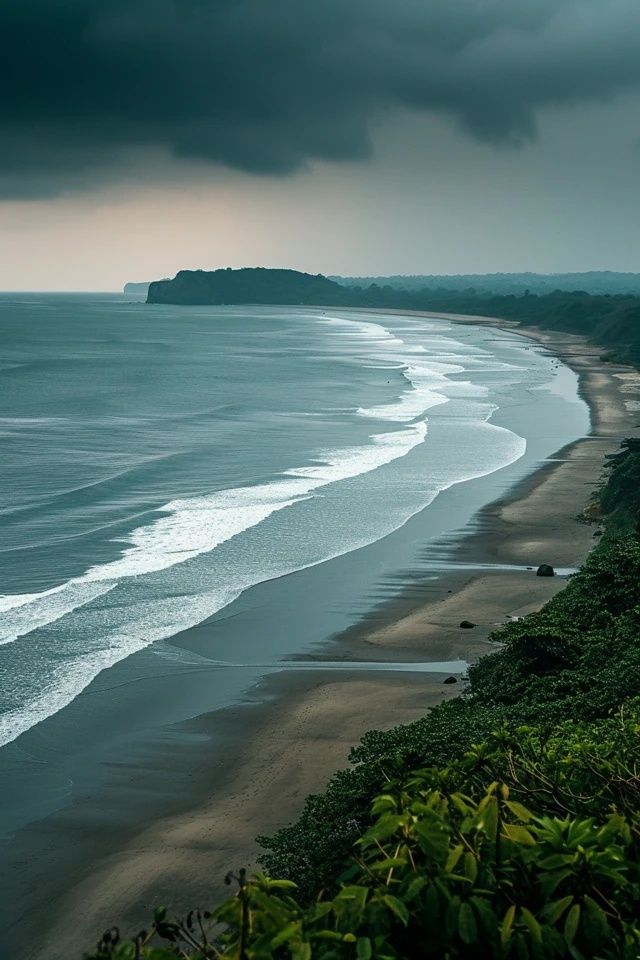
[{"x1": 91, "y1": 711, "x2": 640, "y2": 958}]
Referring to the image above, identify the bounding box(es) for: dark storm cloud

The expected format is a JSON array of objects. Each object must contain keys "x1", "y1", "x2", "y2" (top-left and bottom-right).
[{"x1": 1, "y1": 0, "x2": 640, "y2": 197}]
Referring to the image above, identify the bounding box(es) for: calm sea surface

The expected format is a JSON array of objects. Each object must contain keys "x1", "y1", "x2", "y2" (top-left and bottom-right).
[{"x1": 0, "y1": 295, "x2": 588, "y2": 747}]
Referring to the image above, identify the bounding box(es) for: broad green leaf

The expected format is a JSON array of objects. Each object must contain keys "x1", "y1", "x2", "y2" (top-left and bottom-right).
[
  {"x1": 505, "y1": 800, "x2": 534, "y2": 822},
  {"x1": 450, "y1": 793, "x2": 474, "y2": 816},
  {"x1": 271, "y1": 922, "x2": 301, "y2": 948},
  {"x1": 267, "y1": 879, "x2": 298, "y2": 890},
  {"x1": 582, "y1": 895, "x2": 607, "y2": 928},
  {"x1": 292, "y1": 944, "x2": 312, "y2": 960},
  {"x1": 370, "y1": 857, "x2": 407, "y2": 872},
  {"x1": 372, "y1": 794, "x2": 398, "y2": 814},
  {"x1": 405, "y1": 876, "x2": 427, "y2": 900},
  {"x1": 445, "y1": 844, "x2": 464, "y2": 873},
  {"x1": 564, "y1": 904, "x2": 581, "y2": 945},
  {"x1": 520, "y1": 907, "x2": 542, "y2": 944},
  {"x1": 501, "y1": 905, "x2": 516, "y2": 946},
  {"x1": 312, "y1": 902, "x2": 334, "y2": 919},
  {"x1": 476, "y1": 796, "x2": 498, "y2": 839},
  {"x1": 357, "y1": 937, "x2": 373, "y2": 959},
  {"x1": 312, "y1": 930, "x2": 345, "y2": 942},
  {"x1": 337, "y1": 886, "x2": 369, "y2": 909},
  {"x1": 382, "y1": 894, "x2": 409, "y2": 926},
  {"x1": 502, "y1": 824, "x2": 536, "y2": 846},
  {"x1": 458, "y1": 902, "x2": 478, "y2": 945},
  {"x1": 463, "y1": 852, "x2": 478, "y2": 883},
  {"x1": 415, "y1": 819, "x2": 451, "y2": 860},
  {"x1": 363, "y1": 815, "x2": 406, "y2": 843}
]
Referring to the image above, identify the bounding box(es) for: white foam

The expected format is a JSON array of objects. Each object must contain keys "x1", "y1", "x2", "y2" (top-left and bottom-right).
[
  {"x1": 0, "y1": 632, "x2": 149, "y2": 746},
  {"x1": 0, "y1": 591, "x2": 53, "y2": 614},
  {"x1": 319, "y1": 314, "x2": 481, "y2": 424},
  {"x1": 0, "y1": 421, "x2": 427, "y2": 647},
  {"x1": 0, "y1": 311, "x2": 545, "y2": 748},
  {"x1": 84, "y1": 421, "x2": 426, "y2": 583},
  {"x1": 2, "y1": 420, "x2": 521, "y2": 750},
  {"x1": 0, "y1": 581, "x2": 116, "y2": 645},
  {"x1": 82, "y1": 491, "x2": 304, "y2": 582},
  {"x1": 357, "y1": 361, "x2": 450, "y2": 422},
  {"x1": 283, "y1": 421, "x2": 426, "y2": 485}
]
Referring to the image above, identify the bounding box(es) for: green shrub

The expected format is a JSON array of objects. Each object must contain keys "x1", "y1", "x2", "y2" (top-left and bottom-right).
[
  {"x1": 600, "y1": 440, "x2": 640, "y2": 534},
  {"x1": 86, "y1": 712, "x2": 640, "y2": 959},
  {"x1": 259, "y1": 536, "x2": 640, "y2": 895}
]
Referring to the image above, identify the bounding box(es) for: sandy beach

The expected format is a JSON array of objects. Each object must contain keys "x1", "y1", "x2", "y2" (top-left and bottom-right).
[{"x1": 11, "y1": 314, "x2": 640, "y2": 960}]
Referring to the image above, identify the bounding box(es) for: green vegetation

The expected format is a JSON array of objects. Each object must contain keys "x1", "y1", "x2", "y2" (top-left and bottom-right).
[
  {"x1": 333, "y1": 272, "x2": 640, "y2": 297},
  {"x1": 91, "y1": 713, "x2": 640, "y2": 959},
  {"x1": 147, "y1": 268, "x2": 345, "y2": 306},
  {"x1": 85, "y1": 443, "x2": 640, "y2": 959},
  {"x1": 600, "y1": 440, "x2": 640, "y2": 534}
]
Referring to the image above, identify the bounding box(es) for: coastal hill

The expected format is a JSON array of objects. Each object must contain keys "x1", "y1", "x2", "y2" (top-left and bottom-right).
[{"x1": 147, "y1": 267, "x2": 347, "y2": 305}]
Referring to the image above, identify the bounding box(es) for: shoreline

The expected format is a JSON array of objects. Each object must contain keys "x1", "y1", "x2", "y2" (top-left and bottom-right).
[{"x1": 11, "y1": 313, "x2": 640, "y2": 960}]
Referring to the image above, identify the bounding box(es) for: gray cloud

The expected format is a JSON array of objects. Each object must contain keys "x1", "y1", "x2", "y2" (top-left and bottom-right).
[{"x1": 1, "y1": 0, "x2": 640, "y2": 197}]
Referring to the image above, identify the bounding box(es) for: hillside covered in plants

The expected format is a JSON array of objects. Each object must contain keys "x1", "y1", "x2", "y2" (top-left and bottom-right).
[{"x1": 87, "y1": 441, "x2": 640, "y2": 960}]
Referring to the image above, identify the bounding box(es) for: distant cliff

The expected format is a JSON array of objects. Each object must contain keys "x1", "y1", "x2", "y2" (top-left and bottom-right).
[
  {"x1": 124, "y1": 281, "x2": 152, "y2": 295},
  {"x1": 147, "y1": 267, "x2": 348, "y2": 306}
]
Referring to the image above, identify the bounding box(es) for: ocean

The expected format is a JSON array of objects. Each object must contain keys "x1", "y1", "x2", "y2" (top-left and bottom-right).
[{"x1": 0, "y1": 294, "x2": 588, "y2": 755}]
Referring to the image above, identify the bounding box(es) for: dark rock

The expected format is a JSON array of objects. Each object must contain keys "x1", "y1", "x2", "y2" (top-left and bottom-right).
[
  {"x1": 593, "y1": 529, "x2": 603, "y2": 538},
  {"x1": 443, "y1": 676, "x2": 458, "y2": 685},
  {"x1": 536, "y1": 564, "x2": 555, "y2": 577},
  {"x1": 459, "y1": 620, "x2": 476, "y2": 629}
]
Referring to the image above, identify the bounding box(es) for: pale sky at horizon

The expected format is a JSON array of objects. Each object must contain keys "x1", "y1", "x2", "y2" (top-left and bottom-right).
[{"x1": 1, "y1": 0, "x2": 640, "y2": 291}]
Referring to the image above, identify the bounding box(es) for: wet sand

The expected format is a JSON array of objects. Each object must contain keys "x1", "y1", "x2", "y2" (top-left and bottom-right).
[{"x1": 10, "y1": 315, "x2": 640, "y2": 960}]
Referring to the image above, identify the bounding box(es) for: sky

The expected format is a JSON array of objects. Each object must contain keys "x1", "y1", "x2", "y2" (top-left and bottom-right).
[{"x1": 1, "y1": 0, "x2": 640, "y2": 290}]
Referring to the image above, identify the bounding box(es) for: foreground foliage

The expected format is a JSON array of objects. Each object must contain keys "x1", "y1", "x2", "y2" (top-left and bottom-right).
[
  {"x1": 258, "y1": 535, "x2": 640, "y2": 898},
  {"x1": 85, "y1": 444, "x2": 640, "y2": 959},
  {"x1": 88, "y1": 711, "x2": 640, "y2": 959}
]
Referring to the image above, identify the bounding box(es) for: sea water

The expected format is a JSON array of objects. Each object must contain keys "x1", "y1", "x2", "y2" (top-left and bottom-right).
[{"x1": 0, "y1": 295, "x2": 587, "y2": 747}]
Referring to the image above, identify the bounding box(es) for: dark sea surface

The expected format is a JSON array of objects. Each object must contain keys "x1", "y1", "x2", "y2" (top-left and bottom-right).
[{"x1": 0, "y1": 295, "x2": 589, "y2": 852}]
